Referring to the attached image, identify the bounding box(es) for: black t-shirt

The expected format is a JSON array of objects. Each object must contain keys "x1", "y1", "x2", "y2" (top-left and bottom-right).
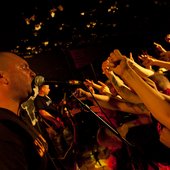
[
  {"x1": 0, "y1": 108, "x2": 48, "y2": 170},
  {"x1": 34, "y1": 95, "x2": 60, "y2": 118}
]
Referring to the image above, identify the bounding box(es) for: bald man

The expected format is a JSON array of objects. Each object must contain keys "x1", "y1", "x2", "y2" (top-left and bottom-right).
[{"x1": 0, "y1": 52, "x2": 48, "y2": 170}]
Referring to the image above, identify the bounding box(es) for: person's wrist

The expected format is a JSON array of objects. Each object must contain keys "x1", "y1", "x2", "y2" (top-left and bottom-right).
[
  {"x1": 121, "y1": 66, "x2": 131, "y2": 80},
  {"x1": 153, "y1": 59, "x2": 160, "y2": 65},
  {"x1": 128, "y1": 59, "x2": 135, "y2": 69},
  {"x1": 117, "y1": 58, "x2": 131, "y2": 78},
  {"x1": 84, "y1": 91, "x2": 91, "y2": 98}
]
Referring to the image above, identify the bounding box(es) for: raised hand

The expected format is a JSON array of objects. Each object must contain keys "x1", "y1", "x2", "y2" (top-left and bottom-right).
[
  {"x1": 108, "y1": 49, "x2": 129, "y2": 77},
  {"x1": 109, "y1": 49, "x2": 125, "y2": 63},
  {"x1": 138, "y1": 54, "x2": 155, "y2": 69},
  {"x1": 101, "y1": 59, "x2": 113, "y2": 77},
  {"x1": 74, "y1": 88, "x2": 88, "y2": 98},
  {"x1": 83, "y1": 79, "x2": 94, "y2": 87},
  {"x1": 153, "y1": 42, "x2": 166, "y2": 53},
  {"x1": 102, "y1": 50, "x2": 124, "y2": 74},
  {"x1": 97, "y1": 80, "x2": 111, "y2": 95},
  {"x1": 84, "y1": 78, "x2": 113, "y2": 96},
  {"x1": 129, "y1": 52, "x2": 134, "y2": 61}
]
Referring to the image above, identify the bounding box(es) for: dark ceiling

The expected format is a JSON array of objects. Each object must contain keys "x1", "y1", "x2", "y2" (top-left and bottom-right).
[{"x1": 0, "y1": 0, "x2": 170, "y2": 81}]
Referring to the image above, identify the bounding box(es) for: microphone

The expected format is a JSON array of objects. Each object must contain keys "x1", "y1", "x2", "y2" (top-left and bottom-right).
[
  {"x1": 33, "y1": 75, "x2": 45, "y2": 86},
  {"x1": 68, "y1": 80, "x2": 82, "y2": 85},
  {"x1": 34, "y1": 75, "x2": 83, "y2": 86},
  {"x1": 45, "y1": 80, "x2": 61, "y2": 84},
  {"x1": 45, "y1": 80, "x2": 83, "y2": 86}
]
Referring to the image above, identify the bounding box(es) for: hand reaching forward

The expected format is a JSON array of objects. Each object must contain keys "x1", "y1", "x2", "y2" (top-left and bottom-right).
[
  {"x1": 97, "y1": 80, "x2": 112, "y2": 95},
  {"x1": 107, "y1": 49, "x2": 129, "y2": 77},
  {"x1": 84, "y1": 79, "x2": 101, "y2": 92},
  {"x1": 109, "y1": 49, "x2": 125, "y2": 62},
  {"x1": 101, "y1": 59, "x2": 113, "y2": 77},
  {"x1": 102, "y1": 49, "x2": 125, "y2": 74},
  {"x1": 84, "y1": 79, "x2": 94, "y2": 87},
  {"x1": 84, "y1": 78, "x2": 112, "y2": 96},
  {"x1": 138, "y1": 54, "x2": 155, "y2": 69},
  {"x1": 153, "y1": 42, "x2": 167, "y2": 53},
  {"x1": 74, "y1": 88, "x2": 87, "y2": 98}
]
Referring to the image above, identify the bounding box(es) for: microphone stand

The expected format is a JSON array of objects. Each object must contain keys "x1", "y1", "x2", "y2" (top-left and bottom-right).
[
  {"x1": 71, "y1": 93, "x2": 158, "y2": 170},
  {"x1": 71, "y1": 93, "x2": 133, "y2": 146}
]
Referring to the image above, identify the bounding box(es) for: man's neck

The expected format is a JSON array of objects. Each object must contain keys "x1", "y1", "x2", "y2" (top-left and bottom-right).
[
  {"x1": 0, "y1": 101, "x2": 20, "y2": 116},
  {"x1": 38, "y1": 93, "x2": 45, "y2": 97}
]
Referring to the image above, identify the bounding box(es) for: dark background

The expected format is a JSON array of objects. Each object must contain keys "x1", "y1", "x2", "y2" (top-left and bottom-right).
[{"x1": 0, "y1": 0, "x2": 170, "y2": 83}]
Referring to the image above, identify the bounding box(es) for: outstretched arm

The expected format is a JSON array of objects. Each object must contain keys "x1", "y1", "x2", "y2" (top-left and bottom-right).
[
  {"x1": 102, "y1": 59, "x2": 143, "y2": 104},
  {"x1": 84, "y1": 79, "x2": 115, "y2": 96},
  {"x1": 111, "y1": 49, "x2": 170, "y2": 130},
  {"x1": 139, "y1": 55, "x2": 170, "y2": 71},
  {"x1": 75, "y1": 88, "x2": 150, "y2": 115},
  {"x1": 153, "y1": 42, "x2": 167, "y2": 53}
]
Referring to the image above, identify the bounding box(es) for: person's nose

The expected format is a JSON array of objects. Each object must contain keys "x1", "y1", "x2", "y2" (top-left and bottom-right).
[{"x1": 30, "y1": 69, "x2": 36, "y2": 78}]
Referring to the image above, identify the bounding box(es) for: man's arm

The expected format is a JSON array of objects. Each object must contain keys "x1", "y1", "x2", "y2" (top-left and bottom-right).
[
  {"x1": 102, "y1": 60, "x2": 143, "y2": 104},
  {"x1": 39, "y1": 109, "x2": 62, "y2": 128},
  {"x1": 112, "y1": 49, "x2": 170, "y2": 130},
  {"x1": 75, "y1": 88, "x2": 150, "y2": 115}
]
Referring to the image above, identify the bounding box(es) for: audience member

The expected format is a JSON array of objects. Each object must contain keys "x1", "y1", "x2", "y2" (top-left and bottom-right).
[
  {"x1": 139, "y1": 54, "x2": 170, "y2": 71},
  {"x1": 75, "y1": 79, "x2": 150, "y2": 169},
  {"x1": 165, "y1": 34, "x2": 170, "y2": 44},
  {"x1": 107, "y1": 49, "x2": 170, "y2": 168}
]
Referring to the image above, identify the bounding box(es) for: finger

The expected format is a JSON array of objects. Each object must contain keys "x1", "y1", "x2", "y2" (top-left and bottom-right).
[
  {"x1": 114, "y1": 49, "x2": 124, "y2": 59},
  {"x1": 97, "y1": 81, "x2": 106, "y2": 86},
  {"x1": 107, "y1": 56, "x2": 113, "y2": 62},
  {"x1": 109, "y1": 63, "x2": 115, "y2": 69},
  {"x1": 138, "y1": 56, "x2": 143, "y2": 60},
  {"x1": 83, "y1": 82, "x2": 89, "y2": 86},
  {"x1": 129, "y1": 52, "x2": 134, "y2": 61},
  {"x1": 153, "y1": 42, "x2": 162, "y2": 48},
  {"x1": 84, "y1": 79, "x2": 93, "y2": 86},
  {"x1": 85, "y1": 79, "x2": 91, "y2": 83},
  {"x1": 138, "y1": 55, "x2": 146, "y2": 61},
  {"x1": 153, "y1": 42, "x2": 159, "y2": 46},
  {"x1": 109, "y1": 49, "x2": 123, "y2": 62}
]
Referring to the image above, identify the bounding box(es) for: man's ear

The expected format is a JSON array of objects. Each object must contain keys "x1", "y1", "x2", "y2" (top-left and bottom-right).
[
  {"x1": 0, "y1": 72, "x2": 3, "y2": 78},
  {"x1": 0, "y1": 72, "x2": 9, "y2": 85}
]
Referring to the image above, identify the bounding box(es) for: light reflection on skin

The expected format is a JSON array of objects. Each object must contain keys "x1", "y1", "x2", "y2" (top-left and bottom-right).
[{"x1": 165, "y1": 34, "x2": 170, "y2": 44}]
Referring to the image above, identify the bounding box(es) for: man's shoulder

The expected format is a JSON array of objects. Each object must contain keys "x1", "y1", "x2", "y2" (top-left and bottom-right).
[
  {"x1": 0, "y1": 108, "x2": 26, "y2": 143},
  {"x1": 0, "y1": 121, "x2": 23, "y2": 143},
  {"x1": 0, "y1": 108, "x2": 36, "y2": 139},
  {"x1": 34, "y1": 95, "x2": 46, "y2": 102},
  {"x1": 0, "y1": 108, "x2": 19, "y2": 121}
]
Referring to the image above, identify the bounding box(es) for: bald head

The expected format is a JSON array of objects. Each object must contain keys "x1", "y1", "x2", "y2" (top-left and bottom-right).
[
  {"x1": 0, "y1": 51, "x2": 36, "y2": 104},
  {"x1": 0, "y1": 52, "x2": 21, "y2": 71}
]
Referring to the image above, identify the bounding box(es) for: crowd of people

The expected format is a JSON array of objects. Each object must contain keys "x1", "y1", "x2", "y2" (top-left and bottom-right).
[
  {"x1": 0, "y1": 33, "x2": 170, "y2": 170},
  {"x1": 74, "y1": 34, "x2": 170, "y2": 169}
]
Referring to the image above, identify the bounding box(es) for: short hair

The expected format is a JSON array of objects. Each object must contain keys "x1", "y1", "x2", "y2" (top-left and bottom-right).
[{"x1": 38, "y1": 82, "x2": 49, "y2": 90}]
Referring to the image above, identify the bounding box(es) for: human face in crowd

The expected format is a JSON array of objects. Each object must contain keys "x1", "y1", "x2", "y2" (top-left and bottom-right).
[
  {"x1": 165, "y1": 34, "x2": 170, "y2": 43},
  {"x1": 41, "y1": 85, "x2": 50, "y2": 96},
  {"x1": 0, "y1": 52, "x2": 36, "y2": 102}
]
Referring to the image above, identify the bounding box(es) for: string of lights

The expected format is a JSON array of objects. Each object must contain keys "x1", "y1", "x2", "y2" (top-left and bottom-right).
[{"x1": 9, "y1": 0, "x2": 170, "y2": 57}]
